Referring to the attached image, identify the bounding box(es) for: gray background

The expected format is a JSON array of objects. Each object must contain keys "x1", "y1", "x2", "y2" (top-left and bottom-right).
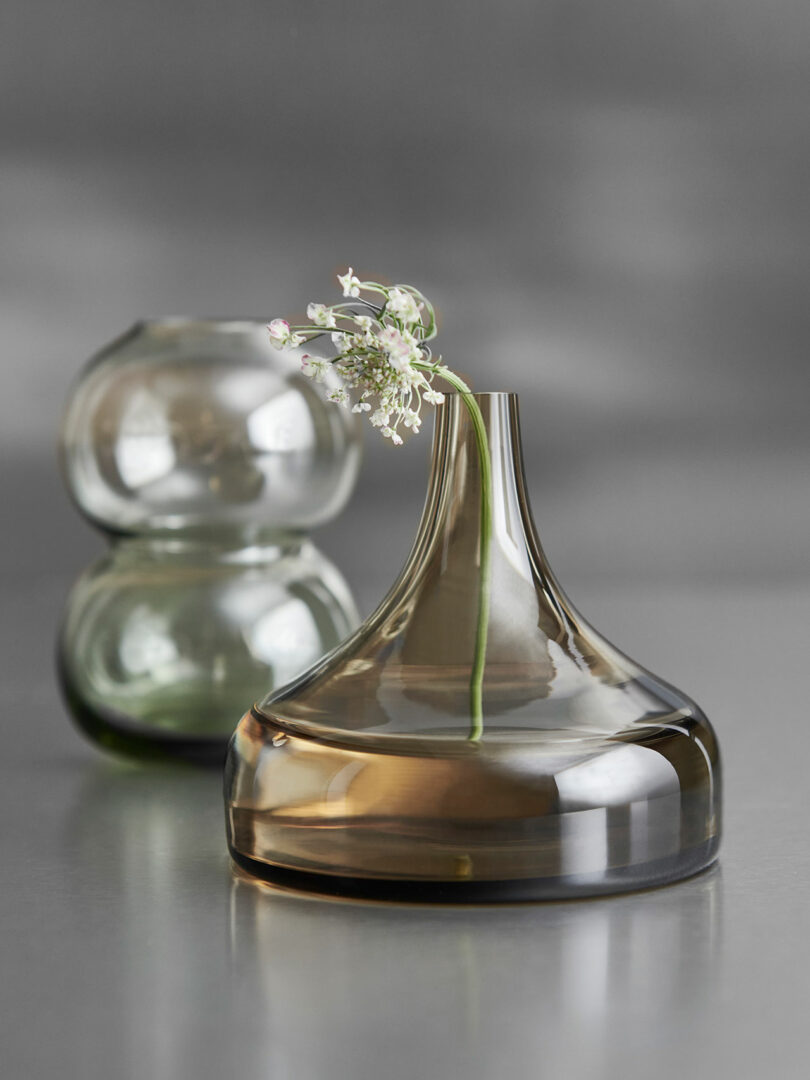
[
  {"x1": 3, "y1": 0, "x2": 809, "y2": 592},
  {"x1": 2, "y1": 3, "x2": 809, "y2": 1078}
]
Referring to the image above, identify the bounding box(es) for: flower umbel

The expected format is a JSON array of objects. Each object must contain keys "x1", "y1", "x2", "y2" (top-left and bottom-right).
[{"x1": 269, "y1": 270, "x2": 456, "y2": 444}]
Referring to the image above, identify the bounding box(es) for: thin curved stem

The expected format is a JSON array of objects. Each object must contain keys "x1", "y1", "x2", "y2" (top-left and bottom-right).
[{"x1": 414, "y1": 363, "x2": 492, "y2": 741}]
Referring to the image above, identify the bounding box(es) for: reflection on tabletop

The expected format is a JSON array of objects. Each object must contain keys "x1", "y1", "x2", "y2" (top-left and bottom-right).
[{"x1": 228, "y1": 864, "x2": 721, "y2": 1077}]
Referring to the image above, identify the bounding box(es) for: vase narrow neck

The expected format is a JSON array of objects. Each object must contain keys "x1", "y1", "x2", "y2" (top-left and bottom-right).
[
  {"x1": 260, "y1": 390, "x2": 647, "y2": 734},
  {"x1": 411, "y1": 392, "x2": 541, "y2": 579}
]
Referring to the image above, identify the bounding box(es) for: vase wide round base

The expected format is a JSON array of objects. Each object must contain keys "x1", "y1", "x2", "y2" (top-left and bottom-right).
[{"x1": 225, "y1": 707, "x2": 719, "y2": 902}]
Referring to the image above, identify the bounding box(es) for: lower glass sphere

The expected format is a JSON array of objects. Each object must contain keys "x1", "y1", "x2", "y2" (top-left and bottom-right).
[{"x1": 58, "y1": 538, "x2": 358, "y2": 764}]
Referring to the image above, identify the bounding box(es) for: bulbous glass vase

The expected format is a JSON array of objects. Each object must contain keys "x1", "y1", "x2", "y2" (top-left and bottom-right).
[
  {"x1": 225, "y1": 393, "x2": 720, "y2": 899},
  {"x1": 59, "y1": 319, "x2": 362, "y2": 764}
]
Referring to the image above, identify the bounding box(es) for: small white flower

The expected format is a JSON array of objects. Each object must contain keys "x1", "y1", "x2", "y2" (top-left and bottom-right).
[
  {"x1": 385, "y1": 288, "x2": 423, "y2": 325},
  {"x1": 378, "y1": 326, "x2": 420, "y2": 372},
  {"x1": 289, "y1": 332, "x2": 305, "y2": 348},
  {"x1": 268, "y1": 319, "x2": 292, "y2": 349},
  {"x1": 390, "y1": 432, "x2": 403, "y2": 446},
  {"x1": 352, "y1": 402, "x2": 372, "y2": 413},
  {"x1": 403, "y1": 410, "x2": 422, "y2": 430},
  {"x1": 370, "y1": 409, "x2": 390, "y2": 428},
  {"x1": 423, "y1": 388, "x2": 445, "y2": 404},
  {"x1": 327, "y1": 388, "x2": 349, "y2": 407},
  {"x1": 401, "y1": 364, "x2": 424, "y2": 388},
  {"x1": 352, "y1": 315, "x2": 372, "y2": 332},
  {"x1": 338, "y1": 267, "x2": 361, "y2": 298},
  {"x1": 381, "y1": 426, "x2": 394, "y2": 438},
  {"x1": 301, "y1": 356, "x2": 328, "y2": 382},
  {"x1": 306, "y1": 302, "x2": 336, "y2": 328}
]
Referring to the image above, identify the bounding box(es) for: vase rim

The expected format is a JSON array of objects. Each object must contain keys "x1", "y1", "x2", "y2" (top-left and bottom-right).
[{"x1": 440, "y1": 390, "x2": 517, "y2": 401}]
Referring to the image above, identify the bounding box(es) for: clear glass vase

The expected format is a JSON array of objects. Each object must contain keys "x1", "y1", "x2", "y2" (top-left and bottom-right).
[
  {"x1": 59, "y1": 319, "x2": 361, "y2": 764},
  {"x1": 225, "y1": 393, "x2": 721, "y2": 899}
]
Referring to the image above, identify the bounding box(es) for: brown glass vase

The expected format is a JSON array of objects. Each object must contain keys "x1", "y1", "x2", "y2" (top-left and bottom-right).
[{"x1": 224, "y1": 392, "x2": 720, "y2": 900}]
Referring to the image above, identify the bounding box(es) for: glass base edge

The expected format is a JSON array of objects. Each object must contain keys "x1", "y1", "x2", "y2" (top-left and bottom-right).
[{"x1": 229, "y1": 839, "x2": 720, "y2": 903}]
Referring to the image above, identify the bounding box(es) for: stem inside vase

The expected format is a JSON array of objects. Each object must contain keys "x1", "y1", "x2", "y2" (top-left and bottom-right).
[{"x1": 414, "y1": 365, "x2": 492, "y2": 739}]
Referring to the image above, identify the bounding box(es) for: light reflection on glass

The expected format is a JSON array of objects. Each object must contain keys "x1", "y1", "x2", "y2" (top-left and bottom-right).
[
  {"x1": 248, "y1": 599, "x2": 323, "y2": 685},
  {"x1": 114, "y1": 388, "x2": 176, "y2": 488},
  {"x1": 247, "y1": 390, "x2": 316, "y2": 452}
]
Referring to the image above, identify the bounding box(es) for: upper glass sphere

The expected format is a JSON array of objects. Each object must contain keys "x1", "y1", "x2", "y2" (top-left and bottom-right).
[{"x1": 61, "y1": 319, "x2": 362, "y2": 537}]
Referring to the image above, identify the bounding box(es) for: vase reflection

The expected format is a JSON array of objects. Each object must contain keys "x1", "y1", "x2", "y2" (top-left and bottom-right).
[{"x1": 228, "y1": 866, "x2": 722, "y2": 1077}]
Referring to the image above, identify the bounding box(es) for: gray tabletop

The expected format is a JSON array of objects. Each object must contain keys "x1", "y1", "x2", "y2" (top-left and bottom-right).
[{"x1": 2, "y1": 560, "x2": 807, "y2": 1080}]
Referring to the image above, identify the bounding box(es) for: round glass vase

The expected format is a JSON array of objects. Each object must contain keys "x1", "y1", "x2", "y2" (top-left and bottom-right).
[
  {"x1": 225, "y1": 393, "x2": 720, "y2": 899},
  {"x1": 59, "y1": 319, "x2": 362, "y2": 764}
]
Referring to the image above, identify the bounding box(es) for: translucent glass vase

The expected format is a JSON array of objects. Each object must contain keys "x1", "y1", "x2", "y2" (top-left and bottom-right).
[
  {"x1": 225, "y1": 393, "x2": 721, "y2": 899},
  {"x1": 59, "y1": 319, "x2": 361, "y2": 764}
]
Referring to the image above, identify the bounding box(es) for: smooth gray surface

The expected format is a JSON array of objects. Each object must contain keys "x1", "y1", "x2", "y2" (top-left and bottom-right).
[{"x1": 2, "y1": 567, "x2": 808, "y2": 1079}]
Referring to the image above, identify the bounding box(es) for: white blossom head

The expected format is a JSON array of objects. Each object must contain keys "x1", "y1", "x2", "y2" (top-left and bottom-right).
[
  {"x1": 267, "y1": 319, "x2": 304, "y2": 350},
  {"x1": 338, "y1": 268, "x2": 362, "y2": 298},
  {"x1": 300, "y1": 355, "x2": 329, "y2": 383},
  {"x1": 267, "y1": 319, "x2": 291, "y2": 349},
  {"x1": 267, "y1": 269, "x2": 460, "y2": 446},
  {"x1": 385, "y1": 288, "x2": 423, "y2": 326},
  {"x1": 306, "y1": 303, "x2": 336, "y2": 328}
]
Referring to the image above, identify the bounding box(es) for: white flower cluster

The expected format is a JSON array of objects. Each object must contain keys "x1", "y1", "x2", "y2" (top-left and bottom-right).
[{"x1": 268, "y1": 269, "x2": 450, "y2": 445}]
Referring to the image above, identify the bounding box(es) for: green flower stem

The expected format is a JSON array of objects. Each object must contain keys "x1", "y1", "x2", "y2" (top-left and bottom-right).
[{"x1": 415, "y1": 363, "x2": 492, "y2": 741}]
